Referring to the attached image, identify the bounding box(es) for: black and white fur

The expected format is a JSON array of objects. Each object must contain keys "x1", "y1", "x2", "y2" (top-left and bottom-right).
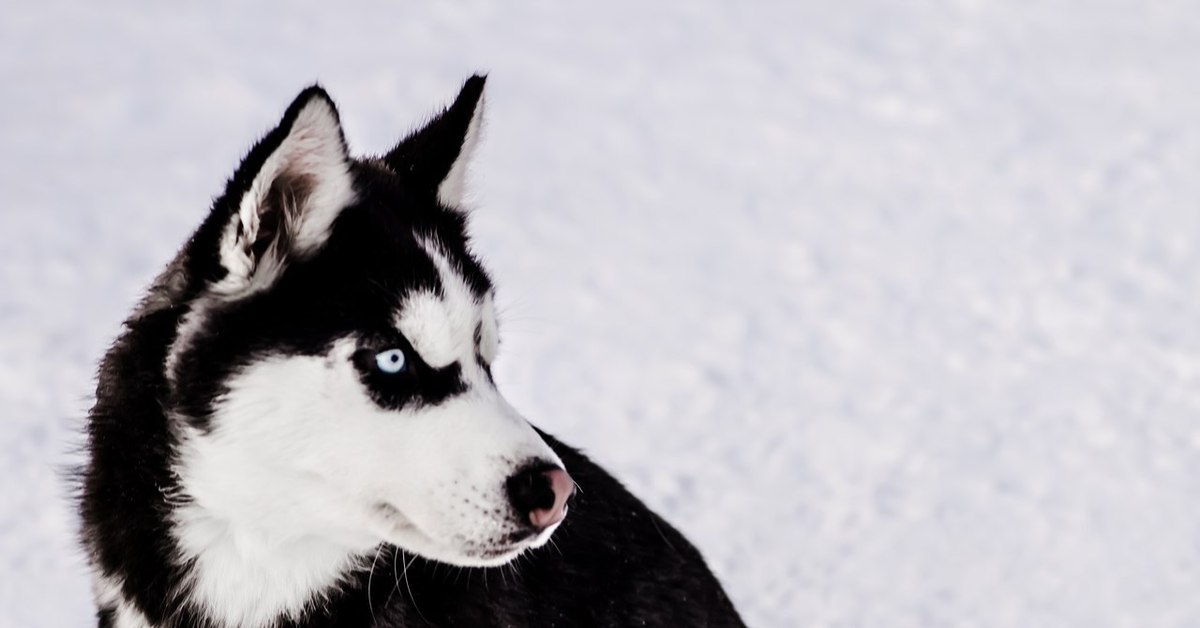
[{"x1": 79, "y1": 76, "x2": 745, "y2": 627}]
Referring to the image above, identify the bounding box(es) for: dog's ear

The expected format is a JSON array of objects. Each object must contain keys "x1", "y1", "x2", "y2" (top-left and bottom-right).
[
  {"x1": 384, "y1": 75, "x2": 486, "y2": 208},
  {"x1": 206, "y1": 86, "x2": 355, "y2": 295}
]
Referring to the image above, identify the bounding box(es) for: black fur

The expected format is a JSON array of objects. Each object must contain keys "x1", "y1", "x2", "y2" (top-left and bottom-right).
[{"x1": 79, "y1": 76, "x2": 745, "y2": 627}]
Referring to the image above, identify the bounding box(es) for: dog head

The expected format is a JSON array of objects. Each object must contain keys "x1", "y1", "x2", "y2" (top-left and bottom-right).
[{"x1": 163, "y1": 77, "x2": 572, "y2": 575}]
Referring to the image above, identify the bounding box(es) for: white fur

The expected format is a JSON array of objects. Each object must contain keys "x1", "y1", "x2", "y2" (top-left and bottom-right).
[
  {"x1": 436, "y1": 90, "x2": 484, "y2": 208},
  {"x1": 93, "y1": 574, "x2": 154, "y2": 628},
  {"x1": 113, "y1": 602, "x2": 155, "y2": 628},
  {"x1": 164, "y1": 302, "x2": 209, "y2": 386},
  {"x1": 213, "y1": 96, "x2": 356, "y2": 297},
  {"x1": 93, "y1": 573, "x2": 123, "y2": 611}
]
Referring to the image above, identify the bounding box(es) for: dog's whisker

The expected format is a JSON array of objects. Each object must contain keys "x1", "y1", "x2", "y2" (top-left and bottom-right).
[
  {"x1": 365, "y1": 543, "x2": 384, "y2": 624},
  {"x1": 384, "y1": 545, "x2": 402, "y2": 609},
  {"x1": 400, "y1": 550, "x2": 429, "y2": 625}
]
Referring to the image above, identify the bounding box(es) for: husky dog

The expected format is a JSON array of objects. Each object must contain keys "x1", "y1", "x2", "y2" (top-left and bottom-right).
[{"x1": 79, "y1": 76, "x2": 745, "y2": 627}]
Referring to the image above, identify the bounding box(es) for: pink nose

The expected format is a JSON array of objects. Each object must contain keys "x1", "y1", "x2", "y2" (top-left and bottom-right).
[
  {"x1": 529, "y1": 468, "x2": 573, "y2": 529},
  {"x1": 507, "y1": 464, "x2": 574, "y2": 530}
]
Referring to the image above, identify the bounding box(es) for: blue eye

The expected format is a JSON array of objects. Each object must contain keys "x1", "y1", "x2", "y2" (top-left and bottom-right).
[{"x1": 374, "y1": 349, "x2": 407, "y2": 374}]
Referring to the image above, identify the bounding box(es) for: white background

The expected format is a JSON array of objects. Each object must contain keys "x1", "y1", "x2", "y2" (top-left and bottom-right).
[{"x1": 3, "y1": 2, "x2": 1200, "y2": 626}]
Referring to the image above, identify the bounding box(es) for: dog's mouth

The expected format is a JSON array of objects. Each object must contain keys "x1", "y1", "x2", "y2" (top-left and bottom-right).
[{"x1": 370, "y1": 502, "x2": 544, "y2": 566}]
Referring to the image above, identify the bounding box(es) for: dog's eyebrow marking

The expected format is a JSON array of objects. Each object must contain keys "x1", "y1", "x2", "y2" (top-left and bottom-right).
[
  {"x1": 395, "y1": 237, "x2": 481, "y2": 368},
  {"x1": 396, "y1": 290, "x2": 467, "y2": 368}
]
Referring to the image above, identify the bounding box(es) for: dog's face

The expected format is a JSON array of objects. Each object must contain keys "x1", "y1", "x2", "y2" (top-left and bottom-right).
[{"x1": 163, "y1": 78, "x2": 570, "y2": 573}]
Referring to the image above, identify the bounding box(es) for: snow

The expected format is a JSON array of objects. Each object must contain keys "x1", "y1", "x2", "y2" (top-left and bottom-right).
[{"x1": 4, "y1": 1, "x2": 1200, "y2": 626}]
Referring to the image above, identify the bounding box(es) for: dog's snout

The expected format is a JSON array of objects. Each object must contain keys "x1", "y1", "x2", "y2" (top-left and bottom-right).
[{"x1": 505, "y1": 462, "x2": 573, "y2": 530}]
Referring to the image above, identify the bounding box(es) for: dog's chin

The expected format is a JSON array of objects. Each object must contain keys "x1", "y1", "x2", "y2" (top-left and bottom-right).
[{"x1": 369, "y1": 502, "x2": 555, "y2": 568}]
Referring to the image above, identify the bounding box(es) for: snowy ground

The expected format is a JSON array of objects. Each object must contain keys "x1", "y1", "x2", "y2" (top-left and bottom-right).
[{"x1": 4, "y1": 1, "x2": 1200, "y2": 626}]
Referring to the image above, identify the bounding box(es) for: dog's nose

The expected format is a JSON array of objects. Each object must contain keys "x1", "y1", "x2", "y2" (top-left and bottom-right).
[{"x1": 505, "y1": 463, "x2": 574, "y2": 530}]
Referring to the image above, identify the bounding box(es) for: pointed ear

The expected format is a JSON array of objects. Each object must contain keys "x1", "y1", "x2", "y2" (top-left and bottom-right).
[
  {"x1": 384, "y1": 75, "x2": 486, "y2": 207},
  {"x1": 212, "y1": 86, "x2": 355, "y2": 294}
]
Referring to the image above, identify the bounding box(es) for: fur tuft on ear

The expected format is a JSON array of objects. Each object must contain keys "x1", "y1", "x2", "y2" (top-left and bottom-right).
[
  {"x1": 212, "y1": 86, "x2": 355, "y2": 295},
  {"x1": 384, "y1": 74, "x2": 486, "y2": 208}
]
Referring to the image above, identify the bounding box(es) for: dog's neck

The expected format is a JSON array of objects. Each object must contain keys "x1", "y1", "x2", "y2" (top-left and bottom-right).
[
  {"x1": 85, "y1": 349, "x2": 375, "y2": 627},
  {"x1": 95, "y1": 496, "x2": 373, "y2": 628},
  {"x1": 161, "y1": 422, "x2": 379, "y2": 628},
  {"x1": 177, "y1": 504, "x2": 369, "y2": 627}
]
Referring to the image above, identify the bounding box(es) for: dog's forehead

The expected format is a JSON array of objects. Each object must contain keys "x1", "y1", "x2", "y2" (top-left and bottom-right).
[{"x1": 396, "y1": 237, "x2": 490, "y2": 368}]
